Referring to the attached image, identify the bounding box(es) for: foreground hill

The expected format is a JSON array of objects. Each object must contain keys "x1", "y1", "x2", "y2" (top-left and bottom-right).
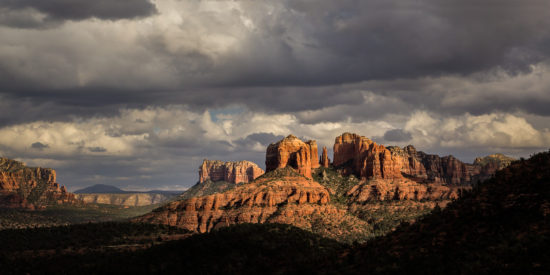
[
  {"x1": 343, "y1": 150, "x2": 550, "y2": 273},
  {"x1": 1, "y1": 151, "x2": 546, "y2": 273}
]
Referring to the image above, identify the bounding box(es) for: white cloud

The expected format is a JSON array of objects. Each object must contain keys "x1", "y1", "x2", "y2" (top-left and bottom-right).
[{"x1": 404, "y1": 111, "x2": 550, "y2": 150}]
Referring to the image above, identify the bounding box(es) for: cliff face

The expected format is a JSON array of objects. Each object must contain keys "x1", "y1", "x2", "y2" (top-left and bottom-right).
[
  {"x1": 347, "y1": 179, "x2": 464, "y2": 202},
  {"x1": 76, "y1": 193, "x2": 172, "y2": 206},
  {"x1": 265, "y1": 135, "x2": 319, "y2": 178},
  {"x1": 333, "y1": 133, "x2": 404, "y2": 180},
  {"x1": 135, "y1": 168, "x2": 331, "y2": 233},
  {"x1": 0, "y1": 157, "x2": 80, "y2": 209},
  {"x1": 199, "y1": 160, "x2": 264, "y2": 184},
  {"x1": 333, "y1": 133, "x2": 514, "y2": 185}
]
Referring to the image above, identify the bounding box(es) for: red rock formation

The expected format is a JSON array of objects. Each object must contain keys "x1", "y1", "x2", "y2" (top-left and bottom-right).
[
  {"x1": 135, "y1": 170, "x2": 331, "y2": 233},
  {"x1": 265, "y1": 135, "x2": 319, "y2": 178},
  {"x1": 333, "y1": 133, "x2": 514, "y2": 185},
  {"x1": 321, "y1": 146, "x2": 330, "y2": 168},
  {"x1": 389, "y1": 145, "x2": 514, "y2": 185},
  {"x1": 199, "y1": 160, "x2": 264, "y2": 184},
  {"x1": 0, "y1": 157, "x2": 80, "y2": 209},
  {"x1": 333, "y1": 133, "x2": 403, "y2": 180},
  {"x1": 346, "y1": 179, "x2": 467, "y2": 202}
]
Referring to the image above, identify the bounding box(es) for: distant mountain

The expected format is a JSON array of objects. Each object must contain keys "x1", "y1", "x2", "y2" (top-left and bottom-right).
[
  {"x1": 74, "y1": 184, "x2": 182, "y2": 206},
  {"x1": 76, "y1": 193, "x2": 175, "y2": 207},
  {"x1": 74, "y1": 184, "x2": 183, "y2": 195},
  {"x1": 74, "y1": 184, "x2": 127, "y2": 194}
]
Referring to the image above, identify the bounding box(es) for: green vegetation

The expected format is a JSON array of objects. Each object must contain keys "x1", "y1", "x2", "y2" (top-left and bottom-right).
[
  {"x1": 1, "y1": 223, "x2": 345, "y2": 274},
  {"x1": 351, "y1": 201, "x2": 434, "y2": 239},
  {"x1": 343, "y1": 150, "x2": 550, "y2": 273},
  {"x1": 0, "y1": 204, "x2": 160, "y2": 229},
  {"x1": 179, "y1": 180, "x2": 237, "y2": 200},
  {"x1": 313, "y1": 166, "x2": 359, "y2": 204},
  {"x1": 0, "y1": 157, "x2": 26, "y2": 172},
  {"x1": 0, "y1": 222, "x2": 190, "y2": 252}
]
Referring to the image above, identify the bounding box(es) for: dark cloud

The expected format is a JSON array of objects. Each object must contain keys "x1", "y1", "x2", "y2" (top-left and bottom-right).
[
  {"x1": 383, "y1": 129, "x2": 412, "y2": 142},
  {"x1": 0, "y1": 0, "x2": 156, "y2": 26},
  {"x1": 31, "y1": 142, "x2": 49, "y2": 150},
  {"x1": 87, "y1": 147, "x2": 107, "y2": 153},
  {"x1": 0, "y1": 0, "x2": 548, "y2": 122},
  {"x1": 1, "y1": 0, "x2": 550, "y2": 191}
]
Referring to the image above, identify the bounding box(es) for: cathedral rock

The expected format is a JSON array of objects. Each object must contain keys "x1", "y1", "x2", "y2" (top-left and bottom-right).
[{"x1": 265, "y1": 135, "x2": 319, "y2": 178}]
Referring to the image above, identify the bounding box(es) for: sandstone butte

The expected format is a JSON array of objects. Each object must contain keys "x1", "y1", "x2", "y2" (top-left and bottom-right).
[
  {"x1": 135, "y1": 168, "x2": 334, "y2": 233},
  {"x1": 199, "y1": 159, "x2": 264, "y2": 184},
  {"x1": 136, "y1": 133, "x2": 514, "y2": 235},
  {"x1": 333, "y1": 132, "x2": 510, "y2": 185},
  {"x1": 0, "y1": 157, "x2": 80, "y2": 209},
  {"x1": 265, "y1": 134, "x2": 319, "y2": 178}
]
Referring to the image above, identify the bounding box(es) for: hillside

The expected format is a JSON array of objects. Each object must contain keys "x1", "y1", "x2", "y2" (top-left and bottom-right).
[
  {"x1": 1, "y1": 150, "x2": 546, "y2": 273},
  {"x1": 0, "y1": 223, "x2": 343, "y2": 274},
  {"x1": 343, "y1": 150, "x2": 550, "y2": 273}
]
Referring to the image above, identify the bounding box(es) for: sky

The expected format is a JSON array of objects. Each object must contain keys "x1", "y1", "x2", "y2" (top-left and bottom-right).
[{"x1": 1, "y1": 0, "x2": 550, "y2": 191}]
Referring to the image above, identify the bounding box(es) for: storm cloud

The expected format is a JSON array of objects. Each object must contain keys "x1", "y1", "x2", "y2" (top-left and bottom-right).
[
  {"x1": 0, "y1": 0, "x2": 156, "y2": 27},
  {"x1": 0, "y1": 0, "x2": 549, "y2": 190}
]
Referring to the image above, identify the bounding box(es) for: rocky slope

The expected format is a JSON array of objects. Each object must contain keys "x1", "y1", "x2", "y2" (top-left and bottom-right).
[
  {"x1": 0, "y1": 157, "x2": 80, "y2": 209},
  {"x1": 199, "y1": 159, "x2": 264, "y2": 184},
  {"x1": 76, "y1": 193, "x2": 173, "y2": 206},
  {"x1": 346, "y1": 150, "x2": 550, "y2": 273},
  {"x1": 135, "y1": 168, "x2": 370, "y2": 241},
  {"x1": 265, "y1": 135, "x2": 319, "y2": 178}
]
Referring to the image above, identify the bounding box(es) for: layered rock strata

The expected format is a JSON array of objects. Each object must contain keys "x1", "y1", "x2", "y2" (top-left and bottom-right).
[
  {"x1": 199, "y1": 160, "x2": 264, "y2": 184},
  {"x1": 333, "y1": 133, "x2": 514, "y2": 185},
  {"x1": 265, "y1": 135, "x2": 319, "y2": 178},
  {"x1": 347, "y1": 179, "x2": 466, "y2": 202},
  {"x1": 135, "y1": 169, "x2": 330, "y2": 232},
  {"x1": 0, "y1": 157, "x2": 80, "y2": 209},
  {"x1": 333, "y1": 133, "x2": 404, "y2": 180}
]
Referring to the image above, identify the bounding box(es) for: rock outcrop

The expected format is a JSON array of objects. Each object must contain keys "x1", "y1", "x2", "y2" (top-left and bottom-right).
[
  {"x1": 333, "y1": 133, "x2": 514, "y2": 185},
  {"x1": 321, "y1": 146, "x2": 330, "y2": 168},
  {"x1": 265, "y1": 135, "x2": 319, "y2": 178},
  {"x1": 333, "y1": 133, "x2": 404, "y2": 180},
  {"x1": 347, "y1": 179, "x2": 466, "y2": 202},
  {"x1": 199, "y1": 160, "x2": 264, "y2": 184},
  {"x1": 135, "y1": 168, "x2": 331, "y2": 233},
  {"x1": 0, "y1": 157, "x2": 80, "y2": 209},
  {"x1": 76, "y1": 193, "x2": 173, "y2": 206}
]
